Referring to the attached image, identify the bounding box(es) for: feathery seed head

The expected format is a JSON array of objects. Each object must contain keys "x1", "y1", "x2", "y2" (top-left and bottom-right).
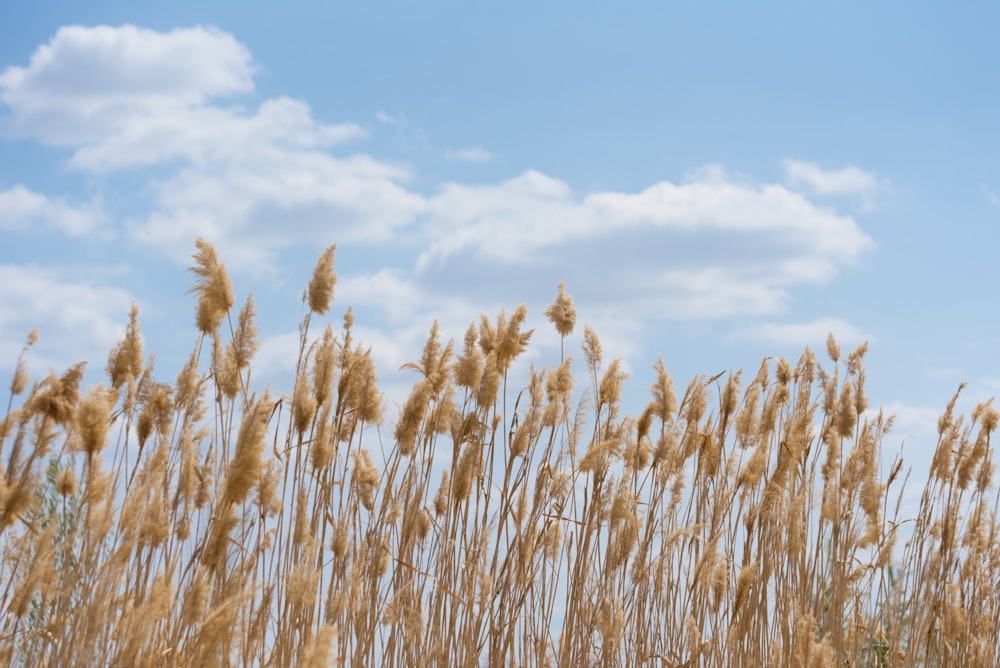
[
  {"x1": 776, "y1": 357, "x2": 792, "y2": 385},
  {"x1": 189, "y1": 238, "x2": 235, "y2": 336},
  {"x1": 174, "y1": 351, "x2": 201, "y2": 416},
  {"x1": 313, "y1": 324, "x2": 337, "y2": 411},
  {"x1": 256, "y1": 459, "x2": 283, "y2": 518},
  {"x1": 344, "y1": 347, "x2": 383, "y2": 425},
  {"x1": 720, "y1": 372, "x2": 741, "y2": 421},
  {"x1": 826, "y1": 332, "x2": 841, "y2": 363},
  {"x1": 352, "y1": 449, "x2": 381, "y2": 511},
  {"x1": 310, "y1": 415, "x2": 333, "y2": 470},
  {"x1": 625, "y1": 430, "x2": 653, "y2": 471},
  {"x1": 495, "y1": 305, "x2": 533, "y2": 372},
  {"x1": 478, "y1": 313, "x2": 496, "y2": 355},
  {"x1": 454, "y1": 443, "x2": 480, "y2": 503},
  {"x1": 846, "y1": 341, "x2": 869, "y2": 375},
  {"x1": 598, "y1": 359, "x2": 628, "y2": 415},
  {"x1": 10, "y1": 361, "x2": 28, "y2": 397},
  {"x1": 835, "y1": 381, "x2": 857, "y2": 439},
  {"x1": 30, "y1": 362, "x2": 86, "y2": 428},
  {"x1": 583, "y1": 325, "x2": 603, "y2": 372},
  {"x1": 456, "y1": 324, "x2": 485, "y2": 391},
  {"x1": 222, "y1": 393, "x2": 273, "y2": 506},
  {"x1": 735, "y1": 383, "x2": 761, "y2": 448},
  {"x1": 395, "y1": 379, "x2": 431, "y2": 456},
  {"x1": 980, "y1": 402, "x2": 999, "y2": 433},
  {"x1": 292, "y1": 374, "x2": 317, "y2": 435},
  {"x1": 304, "y1": 625, "x2": 338, "y2": 668},
  {"x1": 433, "y1": 469, "x2": 450, "y2": 516},
  {"x1": 180, "y1": 568, "x2": 209, "y2": 628},
  {"x1": 547, "y1": 357, "x2": 574, "y2": 404},
  {"x1": 649, "y1": 357, "x2": 677, "y2": 422},
  {"x1": 230, "y1": 293, "x2": 259, "y2": 370},
  {"x1": 211, "y1": 333, "x2": 240, "y2": 400},
  {"x1": 476, "y1": 354, "x2": 501, "y2": 407},
  {"x1": 543, "y1": 282, "x2": 577, "y2": 337},
  {"x1": 56, "y1": 466, "x2": 78, "y2": 497},
  {"x1": 106, "y1": 304, "x2": 143, "y2": 391},
  {"x1": 11, "y1": 330, "x2": 39, "y2": 396},
  {"x1": 307, "y1": 244, "x2": 337, "y2": 315},
  {"x1": 637, "y1": 405, "x2": 653, "y2": 443},
  {"x1": 76, "y1": 384, "x2": 112, "y2": 456}
]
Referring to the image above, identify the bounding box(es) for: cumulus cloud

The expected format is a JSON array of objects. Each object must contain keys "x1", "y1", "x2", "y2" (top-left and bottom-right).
[
  {"x1": 0, "y1": 24, "x2": 254, "y2": 146},
  {"x1": 0, "y1": 185, "x2": 103, "y2": 235},
  {"x1": 421, "y1": 169, "x2": 870, "y2": 267},
  {"x1": 0, "y1": 264, "x2": 133, "y2": 372},
  {"x1": 130, "y1": 151, "x2": 425, "y2": 267},
  {"x1": 0, "y1": 24, "x2": 881, "y2": 376},
  {"x1": 727, "y1": 316, "x2": 871, "y2": 348},
  {"x1": 64, "y1": 96, "x2": 366, "y2": 172},
  {"x1": 782, "y1": 159, "x2": 881, "y2": 196},
  {"x1": 0, "y1": 24, "x2": 419, "y2": 268},
  {"x1": 415, "y1": 168, "x2": 873, "y2": 323}
]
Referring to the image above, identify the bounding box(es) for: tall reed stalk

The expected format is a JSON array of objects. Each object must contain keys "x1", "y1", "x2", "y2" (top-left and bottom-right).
[{"x1": 0, "y1": 240, "x2": 997, "y2": 666}]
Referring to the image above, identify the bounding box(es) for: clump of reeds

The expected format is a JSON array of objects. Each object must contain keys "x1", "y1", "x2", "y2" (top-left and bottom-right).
[{"x1": 0, "y1": 240, "x2": 998, "y2": 667}]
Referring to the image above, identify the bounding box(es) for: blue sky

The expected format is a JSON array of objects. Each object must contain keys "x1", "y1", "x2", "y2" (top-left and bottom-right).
[{"x1": 2, "y1": 2, "x2": 999, "y2": 488}]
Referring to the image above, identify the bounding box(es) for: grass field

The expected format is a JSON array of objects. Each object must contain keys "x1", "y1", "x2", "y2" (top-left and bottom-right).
[{"x1": 1, "y1": 240, "x2": 997, "y2": 666}]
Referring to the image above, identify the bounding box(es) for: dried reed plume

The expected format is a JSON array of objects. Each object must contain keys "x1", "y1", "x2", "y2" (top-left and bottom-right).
[{"x1": 1, "y1": 243, "x2": 997, "y2": 667}]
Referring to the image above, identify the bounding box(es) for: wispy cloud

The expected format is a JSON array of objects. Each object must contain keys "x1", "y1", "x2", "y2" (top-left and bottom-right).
[
  {"x1": 0, "y1": 25, "x2": 424, "y2": 268},
  {"x1": 876, "y1": 401, "x2": 941, "y2": 446},
  {"x1": 782, "y1": 159, "x2": 882, "y2": 196},
  {"x1": 728, "y1": 316, "x2": 871, "y2": 348},
  {"x1": 444, "y1": 147, "x2": 493, "y2": 163},
  {"x1": 375, "y1": 110, "x2": 405, "y2": 126},
  {"x1": 0, "y1": 264, "x2": 133, "y2": 372},
  {"x1": 0, "y1": 185, "x2": 103, "y2": 236}
]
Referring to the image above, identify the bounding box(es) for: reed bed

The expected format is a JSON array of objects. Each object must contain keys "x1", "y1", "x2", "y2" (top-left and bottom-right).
[{"x1": 1, "y1": 240, "x2": 998, "y2": 667}]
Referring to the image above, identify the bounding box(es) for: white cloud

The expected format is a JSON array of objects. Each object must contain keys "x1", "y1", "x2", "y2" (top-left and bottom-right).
[
  {"x1": 0, "y1": 185, "x2": 103, "y2": 235},
  {"x1": 0, "y1": 24, "x2": 254, "y2": 146},
  {"x1": 728, "y1": 317, "x2": 871, "y2": 348},
  {"x1": 375, "y1": 110, "x2": 405, "y2": 126},
  {"x1": 339, "y1": 268, "x2": 430, "y2": 325},
  {"x1": 65, "y1": 96, "x2": 366, "y2": 172},
  {"x1": 782, "y1": 159, "x2": 881, "y2": 196},
  {"x1": 251, "y1": 331, "x2": 301, "y2": 392},
  {"x1": 444, "y1": 147, "x2": 493, "y2": 163},
  {"x1": 0, "y1": 264, "x2": 133, "y2": 373},
  {"x1": 414, "y1": 168, "x2": 872, "y2": 324},
  {"x1": 0, "y1": 24, "x2": 422, "y2": 269},
  {"x1": 0, "y1": 25, "x2": 881, "y2": 368},
  {"x1": 338, "y1": 268, "x2": 503, "y2": 347},
  {"x1": 130, "y1": 150, "x2": 425, "y2": 267},
  {"x1": 420, "y1": 169, "x2": 871, "y2": 268}
]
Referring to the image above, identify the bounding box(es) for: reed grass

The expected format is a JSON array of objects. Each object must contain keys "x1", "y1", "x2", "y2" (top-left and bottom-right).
[{"x1": 1, "y1": 239, "x2": 998, "y2": 666}]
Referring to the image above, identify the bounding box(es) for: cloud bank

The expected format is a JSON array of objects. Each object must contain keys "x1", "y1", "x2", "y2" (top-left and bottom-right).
[{"x1": 0, "y1": 24, "x2": 881, "y2": 377}]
